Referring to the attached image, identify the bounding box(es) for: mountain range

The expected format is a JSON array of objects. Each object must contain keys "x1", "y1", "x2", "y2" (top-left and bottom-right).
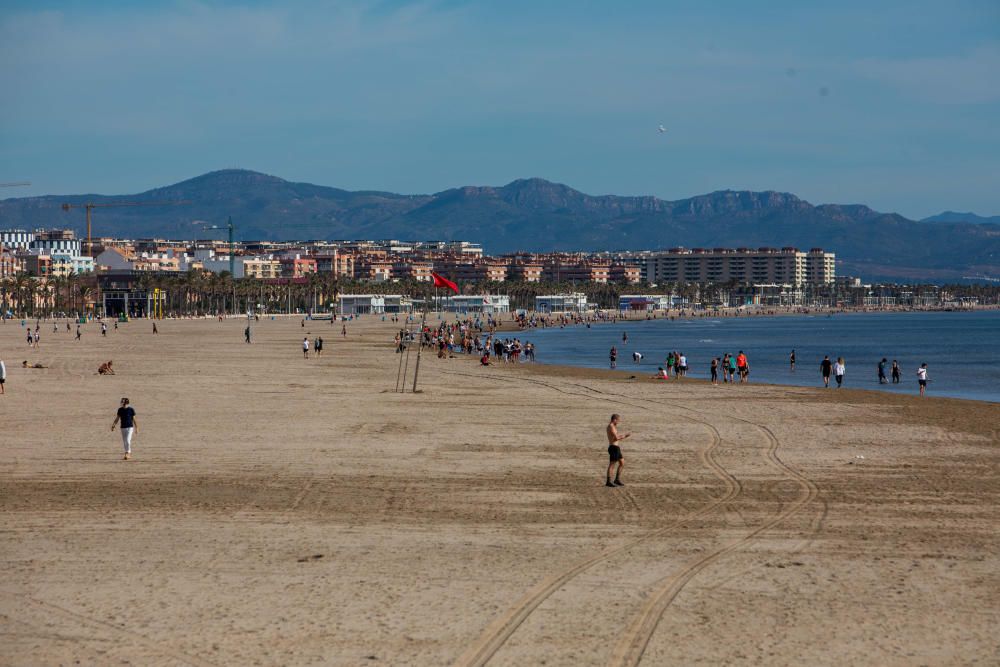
[
  {"x1": 921, "y1": 211, "x2": 1000, "y2": 225},
  {"x1": 1, "y1": 169, "x2": 997, "y2": 282}
]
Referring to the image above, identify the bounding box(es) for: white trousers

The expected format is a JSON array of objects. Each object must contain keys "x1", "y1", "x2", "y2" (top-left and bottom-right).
[{"x1": 120, "y1": 427, "x2": 134, "y2": 453}]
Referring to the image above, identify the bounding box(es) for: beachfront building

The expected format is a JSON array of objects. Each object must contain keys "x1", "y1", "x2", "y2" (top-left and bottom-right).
[
  {"x1": 98, "y1": 271, "x2": 167, "y2": 318},
  {"x1": 618, "y1": 294, "x2": 675, "y2": 311},
  {"x1": 339, "y1": 294, "x2": 385, "y2": 315},
  {"x1": 438, "y1": 294, "x2": 510, "y2": 314},
  {"x1": 535, "y1": 293, "x2": 588, "y2": 313},
  {"x1": 383, "y1": 295, "x2": 415, "y2": 313},
  {"x1": 644, "y1": 247, "x2": 836, "y2": 287}
]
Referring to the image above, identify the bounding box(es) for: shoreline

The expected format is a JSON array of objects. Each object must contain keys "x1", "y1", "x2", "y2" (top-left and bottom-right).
[{"x1": 465, "y1": 351, "x2": 1000, "y2": 415}]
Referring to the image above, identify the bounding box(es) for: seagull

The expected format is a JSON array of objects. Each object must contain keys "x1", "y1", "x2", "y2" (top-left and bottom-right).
[{"x1": 657, "y1": 125, "x2": 667, "y2": 133}]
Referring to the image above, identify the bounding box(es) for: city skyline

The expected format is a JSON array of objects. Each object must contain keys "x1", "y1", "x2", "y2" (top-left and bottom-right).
[{"x1": 2, "y1": 1, "x2": 999, "y2": 219}]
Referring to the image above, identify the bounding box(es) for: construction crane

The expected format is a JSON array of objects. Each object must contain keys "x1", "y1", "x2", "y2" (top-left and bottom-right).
[
  {"x1": 61, "y1": 200, "x2": 189, "y2": 256},
  {"x1": 194, "y1": 217, "x2": 236, "y2": 276}
]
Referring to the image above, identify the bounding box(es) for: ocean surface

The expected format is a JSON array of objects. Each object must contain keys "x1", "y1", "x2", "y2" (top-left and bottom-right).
[{"x1": 524, "y1": 310, "x2": 1000, "y2": 403}]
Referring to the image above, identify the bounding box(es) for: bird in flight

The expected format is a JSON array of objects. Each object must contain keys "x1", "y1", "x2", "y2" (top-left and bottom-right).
[{"x1": 657, "y1": 125, "x2": 667, "y2": 133}]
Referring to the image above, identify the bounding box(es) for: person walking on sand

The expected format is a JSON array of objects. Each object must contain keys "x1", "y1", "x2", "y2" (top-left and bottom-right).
[
  {"x1": 820, "y1": 355, "x2": 832, "y2": 388},
  {"x1": 341, "y1": 324, "x2": 347, "y2": 338},
  {"x1": 834, "y1": 357, "x2": 846, "y2": 388},
  {"x1": 102, "y1": 322, "x2": 107, "y2": 337},
  {"x1": 110, "y1": 397, "x2": 138, "y2": 460},
  {"x1": 315, "y1": 336, "x2": 323, "y2": 357},
  {"x1": 302, "y1": 337, "x2": 310, "y2": 359},
  {"x1": 244, "y1": 325, "x2": 251, "y2": 344},
  {"x1": 917, "y1": 363, "x2": 929, "y2": 396},
  {"x1": 0, "y1": 356, "x2": 6, "y2": 395},
  {"x1": 152, "y1": 322, "x2": 158, "y2": 334},
  {"x1": 710, "y1": 357, "x2": 719, "y2": 385},
  {"x1": 606, "y1": 413, "x2": 631, "y2": 487},
  {"x1": 75, "y1": 325, "x2": 82, "y2": 341}
]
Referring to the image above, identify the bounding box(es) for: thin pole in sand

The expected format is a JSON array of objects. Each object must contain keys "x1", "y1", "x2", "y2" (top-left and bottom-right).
[
  {"x1": 400, "y1": 317, "x2": 414, "y2": 391},
  {"x1": 411, "y1": 300, "x2": 430, "y2": 393},
  {"x1": 395, "y1": 331, "x2": 407, "y2": 392}
]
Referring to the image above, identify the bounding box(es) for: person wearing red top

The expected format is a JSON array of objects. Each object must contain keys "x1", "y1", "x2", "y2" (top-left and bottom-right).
[{"x1": 736, "y1": 351, "x2": 749, "y2": 383}]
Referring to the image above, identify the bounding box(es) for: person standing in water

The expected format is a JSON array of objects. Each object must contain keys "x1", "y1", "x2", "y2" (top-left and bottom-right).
[
  {"x1": 820, "y1": 355, "x2": 832, "y2": 388},
  {"x1": 609, "y1": 346, "x2": 618, "y2": 369},
  {"x1": 790, "y1": 349, "x2": 796, "y2": 371},
  {"x1": 834, "y1": 357, "x2": 846, "y2": 388},
  {"x1": 891, "y1": 360, "x2": 901, "y2": 384},
  {"x1": 605, "y1": 413, "x2": 631, "y2": 487},
  {"x1": 878, "y1": 358, "x2": 888, "y2": 384}
]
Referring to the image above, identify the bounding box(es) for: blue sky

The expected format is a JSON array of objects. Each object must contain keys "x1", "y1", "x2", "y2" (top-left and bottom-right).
[{"x1": 2, "y1": 0, "x2": 998, "y2": 218}]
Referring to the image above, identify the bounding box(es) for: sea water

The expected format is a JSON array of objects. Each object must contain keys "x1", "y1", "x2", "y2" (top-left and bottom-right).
[{"x1": 524, "y1": 310, "x2": 1000, "y2": 403}]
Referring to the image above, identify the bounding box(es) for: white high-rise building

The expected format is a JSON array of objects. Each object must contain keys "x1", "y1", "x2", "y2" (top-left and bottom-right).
[{"x1": 644, "y1": 247, "x2": 835, "y2": 286}]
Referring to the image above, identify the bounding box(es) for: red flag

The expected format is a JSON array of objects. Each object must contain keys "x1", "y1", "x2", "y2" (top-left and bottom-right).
[{"x1": 432, "y1": 272, "x2": 459, "y2": 293}]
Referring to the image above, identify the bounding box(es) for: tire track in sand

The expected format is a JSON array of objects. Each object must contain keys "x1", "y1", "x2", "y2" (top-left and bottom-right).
[
  {"x1": 442, "y1": 370, "x2": 741, "y2": 667},
  {"x1": 549, "y1": 379, "x2": 821, "y2": 666},
  {"x1": 606, "y1": 409, "x2": 819, "y2": 667},
  {"x1": 8, "y1": 593, "x2": 221, "y2": 667}
]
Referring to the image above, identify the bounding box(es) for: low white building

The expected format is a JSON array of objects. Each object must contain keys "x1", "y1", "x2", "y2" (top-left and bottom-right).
[
  {"x1": 383, "y1": 295, "x2": 415, "y2": 313},
  {"x1": 618, "y1": 294, "x2": 674, "y2": 311},
  {"x1": 535, "y1": 293, "x2": 588, "y2": 313},
  {"x1": 339, "y1": 294, "x2": 385, "y2": 315},
  {"x1": 201, "y1": 256, "x2": 247, "y2": 278},
  {"x1": 439, "y1": 294, "x2": 510, "y2": 314}
]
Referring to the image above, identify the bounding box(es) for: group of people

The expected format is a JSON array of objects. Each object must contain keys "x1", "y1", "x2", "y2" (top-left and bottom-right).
[
  {"x1": 815, "y1": 353, "x2": 928, "y2": 393},
  {"x1": 302, "y1": 336, "x2": 324, "y2": 358}
]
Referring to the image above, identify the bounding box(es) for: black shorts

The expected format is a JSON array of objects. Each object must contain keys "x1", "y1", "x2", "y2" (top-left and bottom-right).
[
  {"x1": 919, "y1": 379, "x2": 927, "y2": 386},
  {"x1": 608, "y1": 445, "x2": 623, "y2": 462}
]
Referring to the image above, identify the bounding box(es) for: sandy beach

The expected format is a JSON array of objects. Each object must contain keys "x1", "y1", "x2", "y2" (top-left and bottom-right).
[{"x1": 1, "y1": 315, "x2": 998, "y2": 666}]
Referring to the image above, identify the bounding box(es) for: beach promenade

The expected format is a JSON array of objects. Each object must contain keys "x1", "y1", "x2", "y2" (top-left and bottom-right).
[{"x1": 1, "y1": 316, "x2": 997, "y2": 665}]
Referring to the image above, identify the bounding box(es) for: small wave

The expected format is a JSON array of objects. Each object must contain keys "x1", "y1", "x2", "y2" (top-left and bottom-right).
[{"x1": 698, "y1": 339, "x2": 714, "y2": 343}]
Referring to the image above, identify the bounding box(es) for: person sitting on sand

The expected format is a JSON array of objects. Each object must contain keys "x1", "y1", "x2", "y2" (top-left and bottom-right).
[
  {"x1": 98, "y1": 360, "x2": 115, "y2": 375},
  {"x1": 480, "y1": 353, "x2": 491, "y2": 366},
  {"x1": 22, "y1": 360, "x2": 48, "y2": 369},
  {"x1": 654, "y1": 366, "x2": 668, "y2": 380}
]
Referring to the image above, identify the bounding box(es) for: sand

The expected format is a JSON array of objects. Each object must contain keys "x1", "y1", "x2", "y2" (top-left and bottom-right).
[{"x1": 1, "y1": 315, "x2": 998, "y2": 666}]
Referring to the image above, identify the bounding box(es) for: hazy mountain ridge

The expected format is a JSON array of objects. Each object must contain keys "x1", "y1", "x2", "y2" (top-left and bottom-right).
[
  {"x1": 1, "y1": 169, "x2": 997, "y2": 282},
  {"x1": 922, "y1": 211, "x2": 1000, "y2": 225}
]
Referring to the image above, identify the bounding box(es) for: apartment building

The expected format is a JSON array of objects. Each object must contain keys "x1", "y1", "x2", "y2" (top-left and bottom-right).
[
  {"x1": 507, "y1": 262, "x2": 544, "y2": 282},
  {"x1": 434, "y1": 259, "x2": 508, "y2": 283},
  {"x1": 1, "y1": 248, "x2": 23, "y2": 277},
  {"x1": 644, "y1": 247, "x2": 835, "y2": 286},
  {"x1": 543, "y1": 261, "x2": 610, "y2": 284},
  {"x1": 278, "y1": 256, "x2": 318, "y2": 278},
  {"x1": 243, "y1": 258, "x2": 282, "y2": 279},
  {"x1": 392, "y1": 260, "x2": 434, "y2": 282}
]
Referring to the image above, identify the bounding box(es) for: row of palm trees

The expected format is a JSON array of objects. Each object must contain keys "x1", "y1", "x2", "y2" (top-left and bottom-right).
[
  {"x1": 1, "y1": 272, "x2": 96, "y2": 317},
  {"x1": 3, "y1": 270, "x2": 998, "y2": 319}
]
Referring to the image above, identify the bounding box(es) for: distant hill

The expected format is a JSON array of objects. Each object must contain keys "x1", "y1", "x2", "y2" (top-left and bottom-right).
[
  {"x1": 1, "y1": 169, "x2": 998, "y2": 282},
  {"x1": 921, "y1": 211, "x2": 1000, "y2": 225}
]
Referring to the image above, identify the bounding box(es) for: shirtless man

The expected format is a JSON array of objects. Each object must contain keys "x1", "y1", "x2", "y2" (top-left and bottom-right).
[{"x1": 606, "y1": 414, "x2": 631, "y2": 487}]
